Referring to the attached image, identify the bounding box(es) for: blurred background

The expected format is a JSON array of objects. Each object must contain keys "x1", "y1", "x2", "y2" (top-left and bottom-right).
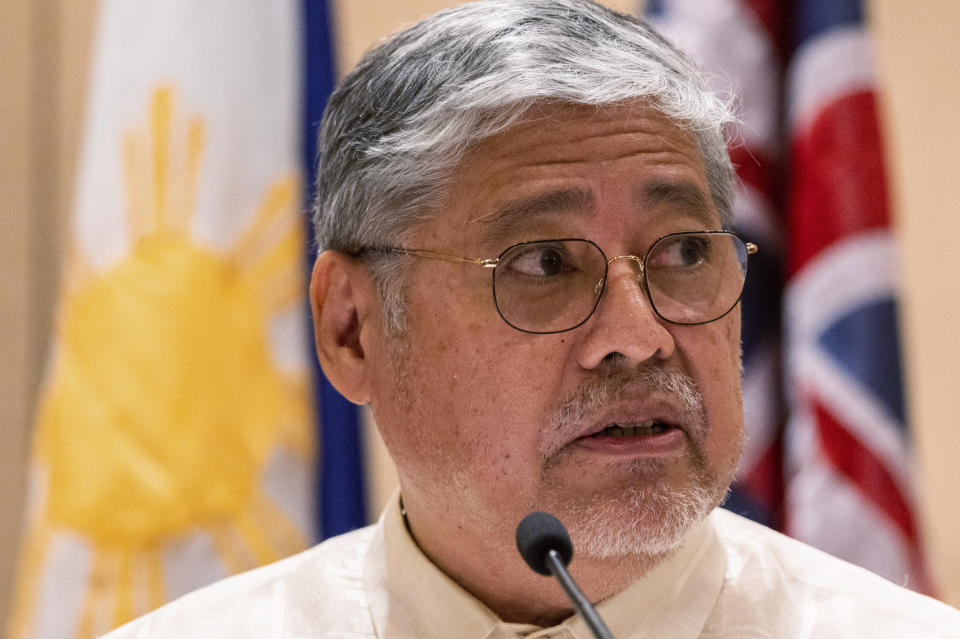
[{"x1": 2, "y1": 0, "x2": 959, "y2": 636}]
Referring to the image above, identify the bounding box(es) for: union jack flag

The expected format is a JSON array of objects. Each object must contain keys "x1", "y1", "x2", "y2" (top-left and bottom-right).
[
  {"x1": 783, "y1": 0, "x2": 927, "y2": 590},
  {"x1": 648, "y1": 0, "x2": 928, "y2": 590}
]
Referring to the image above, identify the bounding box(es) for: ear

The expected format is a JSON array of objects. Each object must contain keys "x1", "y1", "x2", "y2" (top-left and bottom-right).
[{"x1": 309, "y1": 251, "x2": 377, "y2": 404}]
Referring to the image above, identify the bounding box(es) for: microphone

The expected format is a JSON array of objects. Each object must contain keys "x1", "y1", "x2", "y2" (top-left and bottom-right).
[{"x1": 516, "y1": 512, "x2": 615, "y2": 639}]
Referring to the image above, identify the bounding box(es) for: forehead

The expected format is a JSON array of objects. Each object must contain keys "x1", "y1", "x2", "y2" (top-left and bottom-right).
[
  {"x1": 424, "y1": 101, "x2": 717, "y2": 247},
  {"x1": 468, "y1": 101, "x2": 702, "y2": 164}
]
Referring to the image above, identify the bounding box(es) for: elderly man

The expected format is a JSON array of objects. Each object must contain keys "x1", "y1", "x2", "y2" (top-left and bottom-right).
[{"x1": 107, "y1": 0, "x2": 960, "y2": 637}]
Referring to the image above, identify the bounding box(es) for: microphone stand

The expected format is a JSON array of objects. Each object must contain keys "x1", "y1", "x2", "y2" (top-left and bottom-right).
[{"x1": 543, "y1": 549, "x2": 615, "y2": 639}]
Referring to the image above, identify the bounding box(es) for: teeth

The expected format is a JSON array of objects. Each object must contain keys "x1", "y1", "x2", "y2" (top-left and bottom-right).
[{"x1": 594, "y1": 421, "x2": 667, "y2": 437}]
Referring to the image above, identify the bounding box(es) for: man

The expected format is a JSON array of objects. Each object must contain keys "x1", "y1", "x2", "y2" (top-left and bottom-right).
[{"x1": 107, "y1": 0, "x2": 960, "y2": 636}]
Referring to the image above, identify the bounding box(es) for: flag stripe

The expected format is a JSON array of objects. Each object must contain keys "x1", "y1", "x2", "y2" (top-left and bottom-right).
[
  {"x1": 741, "y1": 0, "x2": 779, "y2": 43},
  {"x1": 727, "y1": 146, "x2": 775, "y2": 202},
  {"x1": 788, "y1": 91, "x2": 890, "y2": 277},
  {"x1": 300, "y1": 0, "x2": 368, "y2": 540},
  {"x1": 813, "y1": 400, "x2": 917, "y2": 545},
  {"x1": 794, "y1": 0, "x2": 863, "y2": 48},
  {"x1": 818, "y1": 299, "x2": 906, "y2": 425},
  {"x1": 788, "y1": 27, "x2": 876, "y2": 134}
]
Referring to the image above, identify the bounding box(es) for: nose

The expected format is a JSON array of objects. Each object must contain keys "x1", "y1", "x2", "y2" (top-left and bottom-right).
[{"x1": 574, "y1": 256, "x2": 676, "y2": 370}]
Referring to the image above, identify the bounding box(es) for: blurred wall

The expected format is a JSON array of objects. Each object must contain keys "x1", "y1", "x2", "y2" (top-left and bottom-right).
[
  {"x1": 871, "y1": 0, "x2": 960, "y2": 606},
  {"x1": 1, "y1": 1, "x2": 957, "y2": 632}
]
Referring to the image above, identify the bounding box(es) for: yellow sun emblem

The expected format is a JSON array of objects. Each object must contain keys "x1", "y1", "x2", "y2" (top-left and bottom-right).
[{"x1": 10, "y1": 86, "x2": 314, "y2": 638}]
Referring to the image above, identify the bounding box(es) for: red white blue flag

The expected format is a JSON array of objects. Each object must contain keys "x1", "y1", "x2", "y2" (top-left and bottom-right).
[
  {"x1": 648, "y1": 0, "x2": 929, "y2": 590},
  {"x1": 783, "y1": 0, "x2": 927, "y2": 590}
]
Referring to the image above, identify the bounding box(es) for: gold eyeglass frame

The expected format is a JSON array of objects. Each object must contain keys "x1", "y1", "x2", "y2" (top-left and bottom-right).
[{"x1": 359, "y1": 231, "x2": 759, "y2": 334}]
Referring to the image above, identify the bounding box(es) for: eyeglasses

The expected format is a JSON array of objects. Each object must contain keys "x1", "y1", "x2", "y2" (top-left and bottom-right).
[{"x1": 360, "y1": 231, "x2": 757, "y2": 334}]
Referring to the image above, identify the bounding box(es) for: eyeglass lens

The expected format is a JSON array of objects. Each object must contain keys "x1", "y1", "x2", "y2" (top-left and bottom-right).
[{"x1": 492, "y1": 233, "x2": 749, "y2": 334}]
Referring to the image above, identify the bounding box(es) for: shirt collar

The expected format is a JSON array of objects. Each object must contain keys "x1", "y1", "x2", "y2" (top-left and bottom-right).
[{"x1": 364, "y1": 495, "x2": 726, "y2": 639}]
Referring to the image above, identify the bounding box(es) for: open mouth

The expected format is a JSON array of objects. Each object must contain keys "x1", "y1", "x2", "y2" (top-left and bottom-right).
[{"x1": 588, "y1": 420, "x2": 671, "y2": 437}]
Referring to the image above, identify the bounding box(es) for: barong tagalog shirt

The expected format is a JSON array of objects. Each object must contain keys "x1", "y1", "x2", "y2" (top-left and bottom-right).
[{"x1": 105, "y1": 496, "x2": 960, "y2": 638}]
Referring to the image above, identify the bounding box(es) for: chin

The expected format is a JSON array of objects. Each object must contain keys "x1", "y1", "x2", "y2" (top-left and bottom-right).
[{"x1": 561, "y1": 467, "x2": 730, "y2": 560}]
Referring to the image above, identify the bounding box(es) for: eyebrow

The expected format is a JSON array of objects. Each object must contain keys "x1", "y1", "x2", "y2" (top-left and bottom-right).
[
  {"x1": 634, "y1": 181, "x2": 719, "y2": 227},
  {"x1": 472, "y1": 188, "x2": 595, "y2": 242},
  {"x1": 471, "y1": 180, "x2": 719, "y2": 247}
]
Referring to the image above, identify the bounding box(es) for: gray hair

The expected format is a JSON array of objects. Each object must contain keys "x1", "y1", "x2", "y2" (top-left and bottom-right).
[{"x1": 313, "y1": 0, "x2": 736, "y2": 329}]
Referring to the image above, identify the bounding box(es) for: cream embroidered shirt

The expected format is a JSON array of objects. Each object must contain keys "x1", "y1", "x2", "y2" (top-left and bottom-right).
[{"x1": 104, "y1": 497, "x2": 960, "y2": 638}]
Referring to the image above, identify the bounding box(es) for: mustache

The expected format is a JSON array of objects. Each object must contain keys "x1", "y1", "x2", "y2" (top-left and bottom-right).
[{"x1": 539, "y1": 366, "x2": 705, "y2": 459}]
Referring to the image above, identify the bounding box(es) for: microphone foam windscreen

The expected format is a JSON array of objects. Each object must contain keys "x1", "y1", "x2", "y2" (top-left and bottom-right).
[{"x1": 515, "y1": 511, "x2": 574, "y2": 576}]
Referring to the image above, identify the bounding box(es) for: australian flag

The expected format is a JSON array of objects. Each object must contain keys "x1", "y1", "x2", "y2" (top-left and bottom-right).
[
  {"x1": 783, "y1": 0, "x2": 927, "y2": 590},
  {"x1": 648, "y1": 0, "x2": 929, "y2": 591}
]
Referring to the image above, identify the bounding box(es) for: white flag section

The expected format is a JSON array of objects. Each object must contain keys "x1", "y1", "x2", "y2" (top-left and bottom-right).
[{"x1": 8, "y1": 3, "x2": 315, "y2": 637}]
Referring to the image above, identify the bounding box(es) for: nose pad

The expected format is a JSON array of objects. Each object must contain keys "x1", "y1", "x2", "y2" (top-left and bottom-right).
[
  {"x1": 605, "y1": 254, "x2": 645, "y2": 293},
  {"x1": 593, "y1": 255, "x2": 644, "y2": 296},
  {"x1": 595, "y1": 253, "x2": 663, "y2": 323}
]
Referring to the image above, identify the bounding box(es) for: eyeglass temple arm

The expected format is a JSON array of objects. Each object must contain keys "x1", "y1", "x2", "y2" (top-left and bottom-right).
[
  {"x1": 746, "y1": 242, "x2": 758, "y2": 255},
  {"x1": 393, "y1": 248, "x2": 499, "y2": 268}
]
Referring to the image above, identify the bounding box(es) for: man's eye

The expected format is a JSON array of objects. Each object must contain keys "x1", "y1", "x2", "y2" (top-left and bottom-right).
[
  {"x1": 650, "y1": 236, "x2": 709, "y2": 268},
  {"x1": 505, "y1": 246, "x2": 570, "y2": 276}
]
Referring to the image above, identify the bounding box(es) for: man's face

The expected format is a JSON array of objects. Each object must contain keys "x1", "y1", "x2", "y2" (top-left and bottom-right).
[{"x1": 365, "y1": 102, "x2": 743, "y2": 561}]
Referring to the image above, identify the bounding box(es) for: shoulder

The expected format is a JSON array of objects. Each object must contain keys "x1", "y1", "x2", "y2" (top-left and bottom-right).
[
  {"x1": 102, "y1": 525, "x2": 378, "y2": 639},
  {"x1": 706, "y1": 509, "x2": 960, "y2": 638}
]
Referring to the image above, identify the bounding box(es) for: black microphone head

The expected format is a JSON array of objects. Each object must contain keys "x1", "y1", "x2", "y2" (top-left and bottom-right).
[{"x1": 515, "y1": 511, "x2": 574, "y2": 576}]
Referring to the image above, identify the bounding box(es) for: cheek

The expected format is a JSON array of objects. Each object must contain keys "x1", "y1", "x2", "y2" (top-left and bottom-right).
[
  {"x1": 414, "y1": 329, "x2": 567, "y2": 487},
  {"x1": 378, "y1": 269, "x2": 576, "y2": 495},
  {"x1": 385, "y1": 312, "x2": 534, "y2": 450},
  {"x1": 677, "y1": 318, "x2": 744, "y2": 458},
  {"x1": 409, "y1": 273, "x2": 558, "y2": 410}
]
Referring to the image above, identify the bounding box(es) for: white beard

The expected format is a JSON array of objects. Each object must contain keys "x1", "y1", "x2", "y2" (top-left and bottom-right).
[{"x1": 563, "y1": 470, "x2": 724, "y2": 559}]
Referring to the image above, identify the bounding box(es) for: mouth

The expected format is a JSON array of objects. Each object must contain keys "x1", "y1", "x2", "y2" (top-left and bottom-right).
[
  {"x1": 569, "y1": 416, "x2": 687, "y2": 458},
  {"x1": 586, "y1": 419, "x2": 672, "y2": 438}
]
